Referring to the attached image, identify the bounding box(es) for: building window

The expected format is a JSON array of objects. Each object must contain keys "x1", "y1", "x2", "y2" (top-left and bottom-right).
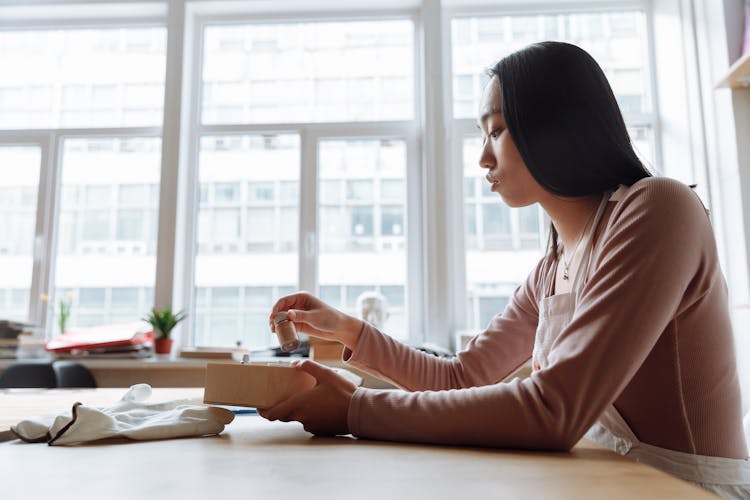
[
  {"x1": 0, "y1": 146, "x2": 40, "y2": 322},
  {"x1": 0, "y1": 28, "x2": 166, "y2": 129},
  {"x1": 192, "y1": 17, "x2": 416, "y2": 347},
  {"x1": 317, "y1": 139, "x2": 408, "y2": 338},
  {"x1": 51, "y1": 286, "x2": 154, "y2": 329},
  {"x1": 0, "y1": 20, "x2": 166, "y2": 333},
  {"x1": 53, "y1": 137, "x2": 161, "y2": 329},
  {"x1": 201, "y1": 20, "x2": 414, "y2": 124},
  {"x1": 194, "y1": 134, "x2": 301, "y2": 347}
]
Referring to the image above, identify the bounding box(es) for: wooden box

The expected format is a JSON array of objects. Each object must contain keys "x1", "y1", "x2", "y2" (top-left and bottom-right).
[
  {"x1": 203, "y1": 362, "x2": 315, "y2": 409},
  {"x1": 309, "y1": 337, "x2": 344, "y2": 360}
]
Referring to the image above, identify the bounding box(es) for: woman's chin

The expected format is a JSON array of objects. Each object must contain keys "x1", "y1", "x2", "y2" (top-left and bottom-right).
[
  {"x1": 496, "y1": 189, "x2": 516, "y2": 206},
  {"x1": 498, "y1": 191, "x2": 534, "y2": 208}
]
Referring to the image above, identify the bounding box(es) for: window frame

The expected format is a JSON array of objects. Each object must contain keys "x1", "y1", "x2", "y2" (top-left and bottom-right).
[
  {"x1": 0, "y1": 0, "x2": 168, "y2": 334},
  {"x1": 0, "y1": 133, "x2": 52, "y2": 327},
  {"x1": 174, "y1": 8, "x2": 425, "y2": 347},
  {"x1": 0, "y1": 0, "x2": 699, "y2": 353}
]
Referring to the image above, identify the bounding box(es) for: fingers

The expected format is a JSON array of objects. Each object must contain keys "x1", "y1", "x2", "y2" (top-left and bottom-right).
[
  {"x1": 259, "y1": 361, "x2": 337, "y2": 421},
  {"x1": 261, "y1": 390, "x2": 309, "y2": 422},
  {"x1": 258, "y1": 361, "x2": 354, "y2": 437},
  {"x1": 293, "y1": 359, "x2": 338, "y2": 384},
  {"x1": 268, "y1": 291, "x2": 317, "y2": 331},
  {"x1": 284, "y1": 308, "x2": 333, "y2": 337},
  {"x1": 286, "y1": 308, "x2": 316, "y2": 325},
  {"x1": 258, "y1": 406, "x2": 296, "y2": 423},
  {"x1": 268, "y1": 294, "x2": 303, "y2": 331}
]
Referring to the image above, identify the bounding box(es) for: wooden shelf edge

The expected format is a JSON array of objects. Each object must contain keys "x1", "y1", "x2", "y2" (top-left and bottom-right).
[{"x1": 716, "y1": 51, "x2": 750, "y2": 89}]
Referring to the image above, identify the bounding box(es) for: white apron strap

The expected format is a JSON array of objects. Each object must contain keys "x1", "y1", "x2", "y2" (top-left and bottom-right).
[
  {"x1": 588, "y1": 405, "x2": 750, "y2": 495},
  {"x1": 585, "y1": 405, "x2": 638, "y2": 455}
]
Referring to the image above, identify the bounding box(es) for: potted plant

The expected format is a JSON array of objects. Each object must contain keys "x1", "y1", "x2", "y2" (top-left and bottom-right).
[
  {"x1": 143, "y1": 307, "x2": 187, "y2": 355},
  {"x1": 58, "y1": 295, "x2": 72, "y2": 335}
]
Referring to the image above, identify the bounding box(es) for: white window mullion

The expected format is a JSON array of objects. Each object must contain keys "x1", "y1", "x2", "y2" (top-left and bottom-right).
[
  {"x1": 38, "y1": 132, "x2": 62, "y2": 337},
  {"x1": 451, "y1": 113, "x2": 481, "y2": 329},
  {"x1": 154, "y1": 0, "x2": 186, "y2": 327},
  {"x1": 299, "y1": 127, "x2": 318, "y2": 294},
  {"x1": 173, "y1": 4, "x2": 204, "y2": 348},
  {"x1": 510, "y1": 209, "x2": 521, "y2": 250},
  {"x1": 420, "y1": 0, "x2": 455, "y2": 346},
  {"x1": 405, "y1": 127, "x2": 423, "y2": 343},
  {"x1": 445, "y1": 4, "x2": 470, "y2": 344}
]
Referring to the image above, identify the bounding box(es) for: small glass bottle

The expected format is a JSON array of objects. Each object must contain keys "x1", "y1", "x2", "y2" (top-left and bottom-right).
[{"x1": 274, "y1": 311, "x2": 300, "y2": 352}]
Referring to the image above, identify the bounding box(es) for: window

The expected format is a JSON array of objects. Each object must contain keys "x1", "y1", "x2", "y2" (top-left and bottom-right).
[
  {"x1": 54, "y1": 137, "x2": 161, "y2": 329},
  {"x1": 194, "y1": 134, "x2": 301, "y2": 346},
  {"x1": 0, "y1": 28, "x2": 166, "y2": 129},
  {"x1": 0, "y1": 19, "x2": 166, "y2": 333},
  {"x1": 318, "y1": 139, "x2": 408, "y2": 337},
  {"x1": 451, "y1": 11, "x2": 652, "y2": 125},
  {"x1": 192, "y1": 17, "x2": 417, "y2": 347},
  {"x1": 0, "y1": 146, "x2": 40, "y2": 322},
  {"x1": 201, "y1": 20, "x2": 414, "y2": 124},
  {"x1": 51, "y1": 286, "x2": 154, "y2": 329},
  {"x1": 451, "y1": 9, "x2": 654, "y2": 331},
  {"x1": 1, "y1": 2, "x2": 671, "y2": 353}
]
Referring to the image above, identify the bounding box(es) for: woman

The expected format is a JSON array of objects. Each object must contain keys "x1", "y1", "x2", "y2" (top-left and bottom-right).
[{"x1": 261, "y1": 42, "x2": 750, "y2": 497}]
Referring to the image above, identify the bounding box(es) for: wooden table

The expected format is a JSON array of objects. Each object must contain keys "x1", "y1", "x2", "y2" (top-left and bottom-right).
[{"x1": 0, "y1": 388, "x2": 714, "y2": 499}]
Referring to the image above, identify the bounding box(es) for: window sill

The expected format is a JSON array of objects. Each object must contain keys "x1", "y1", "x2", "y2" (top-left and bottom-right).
[
  {"x1": 0, "y1": 356, "x2": 211, "y2": 387},
  {"x1": 0, "y1": 355, "x2": 394, "y2": 389}
]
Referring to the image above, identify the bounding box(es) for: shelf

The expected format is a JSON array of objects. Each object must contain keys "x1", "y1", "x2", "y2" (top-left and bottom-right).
[{"x1": 716, "y1": 51, "x2": 750, "y2": 89}]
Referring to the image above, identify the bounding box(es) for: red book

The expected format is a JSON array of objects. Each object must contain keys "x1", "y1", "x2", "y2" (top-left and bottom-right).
[{"x1": 46, "y1": 322, "x2": 153, "y2": 353}]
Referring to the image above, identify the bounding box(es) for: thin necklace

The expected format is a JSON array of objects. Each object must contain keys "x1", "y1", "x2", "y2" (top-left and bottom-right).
[{"x1": 561, "y1": 203, "x2": 599, "y2": 281}]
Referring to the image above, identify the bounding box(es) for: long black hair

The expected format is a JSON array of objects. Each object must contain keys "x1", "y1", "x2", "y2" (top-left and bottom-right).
[{"x1": 488, "y1": 41, "x2": 651, "y2": 258}]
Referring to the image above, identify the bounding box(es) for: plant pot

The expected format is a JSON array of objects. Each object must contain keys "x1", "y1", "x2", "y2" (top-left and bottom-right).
[{"x1": 154, "y1": 337, "x2": 173, "y2": 355}]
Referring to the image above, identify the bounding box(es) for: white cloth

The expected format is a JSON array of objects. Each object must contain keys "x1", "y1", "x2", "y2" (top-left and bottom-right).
[
  {"x1": 11, "y1": 384, "x2": 234, "y2": 446},
  {"x1": 532, "y1": 191, "x2": 750, "y2": 499}
]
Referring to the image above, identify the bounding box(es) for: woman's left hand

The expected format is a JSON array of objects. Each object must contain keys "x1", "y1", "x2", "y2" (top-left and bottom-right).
[{"x1": 258, "y1": 360, "x2": 357, "y2": 436}]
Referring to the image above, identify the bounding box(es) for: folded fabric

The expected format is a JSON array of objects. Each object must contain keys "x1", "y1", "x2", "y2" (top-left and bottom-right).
[{"x1": 11, "y1": 384, "x2": 234, "y2": 446}]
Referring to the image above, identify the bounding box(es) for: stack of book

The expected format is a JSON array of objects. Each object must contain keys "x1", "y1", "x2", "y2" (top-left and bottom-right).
[
  {"x1": 0, "y1": 320, "x2": 30, "y2": 358},
  {"x1": 46, "y1": 322, "x2": 154, "y2": 358},
  {"x1": 0, "y1": 338, "x2": 19, "y2": 358}
]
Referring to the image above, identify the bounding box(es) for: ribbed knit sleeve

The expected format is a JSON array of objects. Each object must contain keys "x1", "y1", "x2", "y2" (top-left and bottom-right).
[
  {"x1": 342, "y1": 256, "x2": 543, "y2": 391},
  {"x1": 346, "y1": 177, "x2": 737, "y2": 452}
]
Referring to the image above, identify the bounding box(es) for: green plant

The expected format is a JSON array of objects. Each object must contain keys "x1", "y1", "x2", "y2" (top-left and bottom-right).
[
  {"x1": 143, "y1": 307, "x2": 187, "y2": 339},
  {"x1": 57, "y1": 292, "x2": 73, "y2": 333},
  {"x1": 40, "y1": 290, "x2": 76, "y2": 335},
  {"x1": 58, "y1": 297, "x2": 72, "y2": 334}
]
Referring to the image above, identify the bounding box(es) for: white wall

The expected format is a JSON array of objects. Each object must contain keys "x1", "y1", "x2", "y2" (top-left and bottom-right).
[{"x1": 695, "y1": 0, "x2": 750, "y2": 412}]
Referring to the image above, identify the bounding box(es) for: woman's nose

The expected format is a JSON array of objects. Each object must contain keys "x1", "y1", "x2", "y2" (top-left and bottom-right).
[{"x1": 478, "y1": 141, "x2": 495, "y2": 170}]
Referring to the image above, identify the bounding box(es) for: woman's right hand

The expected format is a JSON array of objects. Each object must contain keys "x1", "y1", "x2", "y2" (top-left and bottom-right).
[{"x1": 269, "y1": 291, "x2": 363, "y2": 351}]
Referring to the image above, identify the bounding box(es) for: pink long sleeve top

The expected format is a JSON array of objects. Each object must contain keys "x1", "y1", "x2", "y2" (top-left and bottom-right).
[{"x1": 343, "y1": 177, "x2": 747, "y2": 459}]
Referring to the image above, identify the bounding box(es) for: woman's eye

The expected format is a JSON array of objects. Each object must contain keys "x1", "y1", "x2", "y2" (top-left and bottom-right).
[{"x1": 489, "y1": 128, "x2": 502, "y2": 139}]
